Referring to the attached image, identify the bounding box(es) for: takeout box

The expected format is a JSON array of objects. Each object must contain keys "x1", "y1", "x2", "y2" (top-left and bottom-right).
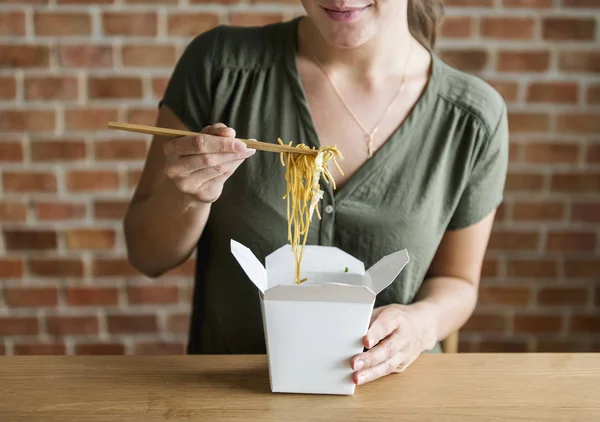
[{"x1": 230, "y1": 240, "x2": 410, "y2": 395}]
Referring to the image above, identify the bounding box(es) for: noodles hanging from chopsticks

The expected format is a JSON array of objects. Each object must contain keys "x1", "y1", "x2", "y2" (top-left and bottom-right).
[{"x1": 277, "y1": 138, "x2": 344, "y2": 284}]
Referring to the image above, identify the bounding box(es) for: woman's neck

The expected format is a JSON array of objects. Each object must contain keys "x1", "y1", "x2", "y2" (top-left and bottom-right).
[{"x1": 297, "y1": 16, "x2": 416, "y2": 85}]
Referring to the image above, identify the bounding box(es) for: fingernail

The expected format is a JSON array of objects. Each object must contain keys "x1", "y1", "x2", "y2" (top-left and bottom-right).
[
  {"x1": 357, "y1": 375, "x2": 364, "y2": 385},
  {"x1": 234, "y1": 140, "x2": 247, "y2": 152},
  {"x1": 354, "y1": 359, "x2": 364, "y2": 371}
]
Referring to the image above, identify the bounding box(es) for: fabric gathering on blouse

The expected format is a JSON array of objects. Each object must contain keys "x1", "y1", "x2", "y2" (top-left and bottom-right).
[{"x1": 158, "y1": 17, "x2": 509, "y2": 355}]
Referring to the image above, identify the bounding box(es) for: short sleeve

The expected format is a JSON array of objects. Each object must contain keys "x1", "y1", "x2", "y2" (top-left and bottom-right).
[
  {"x1": 447, "y1": 105, "x2": 509, "y2": 230},
  {"x1": 159, "y1": 27, "x2": 221, "y2": 131}
]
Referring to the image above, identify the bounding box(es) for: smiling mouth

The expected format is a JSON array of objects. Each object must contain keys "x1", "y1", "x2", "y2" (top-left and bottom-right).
[{"x1": 321, "y1": 5, "x2": 370, "y2": 22}]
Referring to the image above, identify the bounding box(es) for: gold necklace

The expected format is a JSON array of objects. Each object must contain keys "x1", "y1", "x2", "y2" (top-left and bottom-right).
[{"x1": 310, "y1": 40, "x2": 414, "y2": 158}]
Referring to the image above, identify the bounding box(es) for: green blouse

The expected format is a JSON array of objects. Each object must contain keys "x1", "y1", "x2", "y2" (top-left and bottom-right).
[{"x1": 160, "y1": 17, "x2": 509, "y2": 354}]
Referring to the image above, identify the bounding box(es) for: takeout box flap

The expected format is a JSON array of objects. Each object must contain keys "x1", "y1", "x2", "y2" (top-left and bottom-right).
[
  {"x1": 366, "y1": 249, "x2": 410, "y2": 294},
  {"x1": 231, "y1": 240, "x2": 267, "y2": 294},
  {"x1": 266, "y1": 244, "x2": 365, "y2": 274}
]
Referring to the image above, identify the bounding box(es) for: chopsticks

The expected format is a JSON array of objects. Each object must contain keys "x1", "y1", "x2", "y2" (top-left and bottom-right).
[{"x1": 107, "y1": 122, "x2": 319, "y2": 156}]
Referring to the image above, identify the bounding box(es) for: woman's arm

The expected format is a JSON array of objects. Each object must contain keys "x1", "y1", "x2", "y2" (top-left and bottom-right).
[
  {"x1": 123, "y1": 105, "x2": 254, "y2": 278},
  {"x1": 350, "y1": 209, "x2": 496, "y2": 385}
]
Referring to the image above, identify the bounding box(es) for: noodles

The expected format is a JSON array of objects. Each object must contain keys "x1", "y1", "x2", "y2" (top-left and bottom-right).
[{"x1": 277, "y1": 138, "x2": 344, "y2": 284}]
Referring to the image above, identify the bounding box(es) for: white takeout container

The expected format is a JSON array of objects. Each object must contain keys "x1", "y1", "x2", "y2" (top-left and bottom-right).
[{"x1": 230, "y1": 239, "x2": 410, "y2": 395}]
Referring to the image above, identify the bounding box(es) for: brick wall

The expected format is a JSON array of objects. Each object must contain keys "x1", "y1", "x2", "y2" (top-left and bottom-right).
[{"x1": 0, "y1": 0, "x2": 599, "y2": 355}]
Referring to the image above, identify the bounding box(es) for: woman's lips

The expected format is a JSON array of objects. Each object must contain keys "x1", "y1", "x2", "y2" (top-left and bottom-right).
[{"x1": 321, "y1": 6, "x2": 368, "y2": 22}]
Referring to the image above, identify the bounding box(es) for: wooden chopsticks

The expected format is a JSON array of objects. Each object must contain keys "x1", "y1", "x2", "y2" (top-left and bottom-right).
[{"x1": 107, "y1": 122, "x2": 319, "y2": 156}]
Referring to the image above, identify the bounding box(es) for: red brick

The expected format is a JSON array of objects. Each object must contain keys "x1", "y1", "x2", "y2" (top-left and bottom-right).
[
  {"x1": 35, "y1": 201, "x2": 86, "y2": 221},
  {"x1": 488, "y1": 230, "x2": 539, "y2": 251},
  {"x1": 543, "y1": 17, "x2": 596, "y2": 40},
  {"x1": 486, "y1": 80, "x2": 519, "y2": 103},
  {"x1": 107, "y1": 314, "x2": 158, "y2": 334},
  {"x1": 570, "y1": 315, "x2": 600, "y2": 333},
  {"x1": 0, "y1": 317, "x2": 39, "y2": 336},
  {"x1": 167, "y1": 13, "x2": 220, "y2": 36},
  {"x1": 102, "y1": 12, "x2": 157, "y2": 36},
  {"x1": 94, "y1": 139, "x2": 148, "y2": 161},
  {"x1": 128, "y1": 285, "x2": 179, "y2": 305},
  {"x1": 0, "y1": 11, "x2": 26, "y2": 36},
  {"x1": 66, "y1": 229, "x2": 116, "y2": 250},
  {"x1": 481, "y1": 259, "x2": 499, "y2": 277},
  {"x1": 135, "y1": 342, "x2": 185, "y2": 355},
  {"x1": 66, "y1": 170, "x2": 120, "y2": 192},
  {"x1": 25, "y1": 76, "x2": 78, "y2": 101},
  {"x1": 559, "y1": 51, "x2": 600, "y2": 73},
  {"x1": 58, "y1": 0, "x2": 113, "y2": 3},
  {"x1": 536, "y1": 341, "x2": 590, "y2": 353},
  {"x1": 565, "y1": 259, "x2": 600, "y2": 278},
  {"x1": 4, "y1": 230, "x2": 57, "y2": 251},
  {"x1": 524, "y1": 142, "x2": 580, "y2": 163},
  {"x1": 3, "y1": 171, "x2": 57, "y2": 193},
  {"x1": 125, "y1": 0, "x2": 176, "y2": 3},
  {"x1": 547, "y1": 231, "x2": 597, "y2": 251},
  {"x1": 513, "y1": 201, "x2": 565, "y2": 221},
  {"x1": 507, "y1": 259, "x2": 558, "y2": 278},
  {"x1": 572, "y1": 202, "x2": 600, "y2": 223},
  {"x1": 126, "y1": 109, "x2": 157, "y2": 126},
  {"x1": 93, "y1": 200, "x2": 129, "y2": 220},
  {"x1": 93, "y1": 258, "x2": 138, "y2": 277},
  {"x1": 0, "y1": 202, "x2": 27, "y2": 222},
  {"x1": 506, "y1": 171, "x2": 544, "y2": 193},
  {"x1": 551, "y1": 172, "x2": 600, "y2": 193},
  {"x1": 0, "y1": 141, "x2": 24, "y2": 162},
  {"x1": 89, "y1": 77, "x2": 143, "y2": 99},
  {"x1": 58, "y1": 45, "x2": 113, "y2": 68},
  {"x1": 478, "y1": 286, "x2": 531, "y2": 306},
  {"x1": 64, "y1": 108, "x2": 119, "y2": 130},
  {"x1": 128, "y1": 169, "x2": 143, "y2": 188},
  {"x1": 586, "y1": 144, "x2": 600, "y2": 163},
  {"x1": 526, "y1": 82, "x2": 579, "y2": 104},
  {"x1": 463, "y1": 313, "x2": 507, "y2": 333},
  {"x1": 479, "y1": 340, "x2": 528, "y2": 353},
  {"x1": 440, "y1": 16, "x2": 473, "y2": 38},
  {"x1": 0, "y1": 44, "x2": 50, "y2": 68},
  {"x1": 439, "y1": 49, "x2": 488, "y2": 72},
  {"x1": 34, "y1": 12, "x2": 91, "y2": 36},
  {"x1": 557, "y1": 113, "x2": 600, "y2": 134},
  {"x1": 587, "y1": 85, "x2": 600, "y2": 104},
  {"x1": 31, "y1": 140, "x2": 86, "y2": 161},
  {"x1": 0, "y1": 110, "x2": 55, "y2": 132},
  {"x1": 165, "y1": 259, "x2": 196, "y2": 277},
  {"x1": 497, "y1": 51, "x2": 550, "y2": 72},
  {"x1": 5, "y1": 287, "x2": 58, "y2": 308},
  {"x1": 502, "y1": 0, "x2": 552, "y2": 6},
  {"x1": 538, "y1": 287, "x2": 588, "y2": 306},
  {"x1": 14, "y1": 343, "x2": 66, "y2": 355},
  {"x1": 75, "y1": 343, "x2": 125, "y2": 355},
  {"x1": 167, "y1": 313, "x2": 190, "y2": 334},
  {"x1": 0, "y1": 76, "x2": 17, "y2": 99},
  {"x1": 0, "y1": 259, "x2": 24, "y2": 278},
  {"x1": 564, "y1": 0, "x2": 600, "y2": 7},
  {"x1": 47, "y1": 316, "x2": 99, "y2": 335},
  {"x1": 151, "y1": 77, "x2": 169, "y2": 98},
  {"x1": 229, "y1": 12, "x2": 284, "y2": 27},
  {"x1": 507, "y1": 112, "x2": 551, "y2": 133},
  {"x1": 122, "y1": 45, "x2": 177, "y2": 67},
  {"x1": 65, "y1": 287, "x2": 119, "y2": 306},
  {"x1": 514, "y1": 315, "x2": 562, "y2": 333},
  {"x1": 481, "y1": 17, "x2": 534, "y2": 39},
  {"x1": 29, "y1": 258, "x2": 84, "y2": 277}
]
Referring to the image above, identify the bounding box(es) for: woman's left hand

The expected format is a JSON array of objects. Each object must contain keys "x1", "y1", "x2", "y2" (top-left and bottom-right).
[{"x1": 350, "y1": 304, "x2": 434, "y2": 386}]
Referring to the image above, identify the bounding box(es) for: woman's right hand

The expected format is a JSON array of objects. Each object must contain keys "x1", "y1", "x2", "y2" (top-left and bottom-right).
[{"x1": 163, "y1": 123, "x2": 256, "y2": 204}]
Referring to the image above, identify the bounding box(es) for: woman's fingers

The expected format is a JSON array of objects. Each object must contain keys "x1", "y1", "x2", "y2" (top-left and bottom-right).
[
  {"x1": 165, "y1": 149, "x2": 255, "y2": 177},
  {"x1": 352, "y1": 331, "x2": 405, "y2": 372},
  {"x1": 364, "y1": 307, "x2": 401, "y2": 349},
  {"x1": 354, "y1": 352, "x2": 406, "y2": 385},
  {"x1": 202, "y1": 123, "x2": 236, "y2": 139},
  {"x1": 164, "y1": 133, "x2": 246, "y2": 157},
  {"x1": 173, "y1": 157, "x2": 247, "y2": 200}
]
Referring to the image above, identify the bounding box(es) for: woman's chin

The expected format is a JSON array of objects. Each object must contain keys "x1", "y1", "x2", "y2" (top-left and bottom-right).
[{"x1": 321, "y1": 25, "x2": 374, "y2": 49}]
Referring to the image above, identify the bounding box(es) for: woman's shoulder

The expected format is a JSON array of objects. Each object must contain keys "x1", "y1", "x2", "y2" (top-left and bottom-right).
[
  {"x1": 183, "y1": 19, "x2": 296, "y2": 71},
  {"x1": 434, "y1": 55, "x2": 507, "y2": 138}
]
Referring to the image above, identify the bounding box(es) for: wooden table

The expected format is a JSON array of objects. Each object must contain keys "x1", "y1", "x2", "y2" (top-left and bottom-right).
[{"x1": 1, "y1": 354, "x2": 599, "y2": 421}]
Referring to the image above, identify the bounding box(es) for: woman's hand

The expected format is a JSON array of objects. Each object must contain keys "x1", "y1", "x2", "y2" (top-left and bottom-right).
[
  {"x1": 350, "y1": 304, "x2": 436, "y2": 386},
  {"x1": 163, "y1": 123, "x2": 256, "y2": 203}
]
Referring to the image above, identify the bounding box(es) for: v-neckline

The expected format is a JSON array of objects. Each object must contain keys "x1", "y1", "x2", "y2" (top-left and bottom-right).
[{"x1": 283, "y1": 17, "x2": 442, "y2": 207}]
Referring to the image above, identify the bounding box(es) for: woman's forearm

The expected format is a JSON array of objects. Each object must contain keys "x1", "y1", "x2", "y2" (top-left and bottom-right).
[
  {"x1": 407, "y1": 276, "x2": 479, "y2": 349},
  {"x1": 123, "y1": 178, "x2": 211, "y2": 278}
]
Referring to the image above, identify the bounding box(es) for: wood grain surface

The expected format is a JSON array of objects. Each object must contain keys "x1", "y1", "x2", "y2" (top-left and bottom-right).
[{"x1": 0, "y1": 353, "x2": 599, "y2": 421}]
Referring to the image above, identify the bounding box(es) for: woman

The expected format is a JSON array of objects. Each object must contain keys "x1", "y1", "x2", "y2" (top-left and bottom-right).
[{"x1": 123, "y1": 0, "x2": 508, "y2": 386}]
